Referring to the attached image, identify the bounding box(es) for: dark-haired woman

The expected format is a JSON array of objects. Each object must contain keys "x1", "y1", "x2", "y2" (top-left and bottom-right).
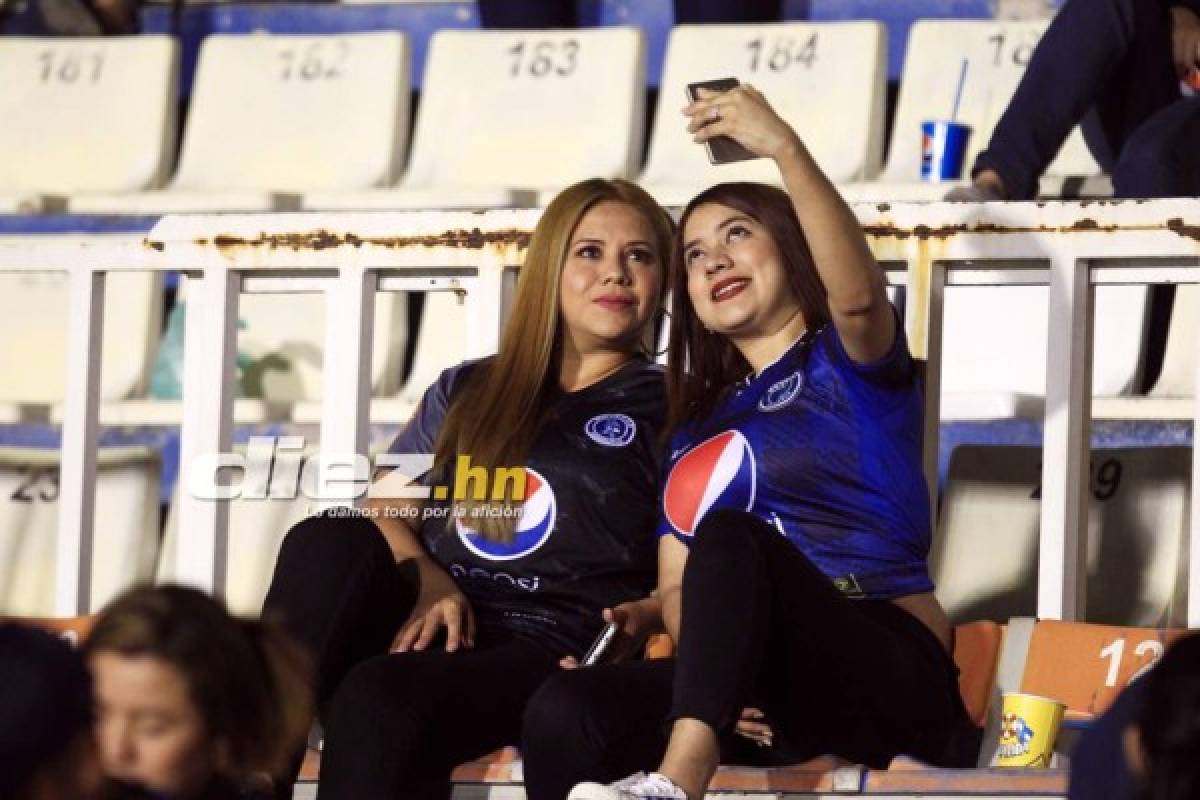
[
  {"x1": 85, "y1": 585, "x2": 311, "y2": 800},
  {"x1": 262, "y1": 178, "x2": 675, "y2": 800},
  {"x1": 521, "y1": 87, "x2": 977, "y2": 800}
]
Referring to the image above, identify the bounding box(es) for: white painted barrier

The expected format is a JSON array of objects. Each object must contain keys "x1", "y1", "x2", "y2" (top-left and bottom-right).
[{"x1": 0, "y1": 200, "x2": 1197, "y2": 626}]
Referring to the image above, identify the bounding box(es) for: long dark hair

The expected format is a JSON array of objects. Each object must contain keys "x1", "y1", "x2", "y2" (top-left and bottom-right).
[
  {"x1": 665, "y1": 182, "x2": 831, "y2": 433},
  {"x1": 84, "y1": 586, "x2": 312, "y2": 786},
  {"x1": 1138, "y1": 633, "x2": 1200, "y2": 800}
]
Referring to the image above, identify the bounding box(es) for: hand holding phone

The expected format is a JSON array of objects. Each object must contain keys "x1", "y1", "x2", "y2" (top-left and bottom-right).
[
  {"x1": 685, "y1": 77, "x2": 760, "y2": 165},
  {"x1": 581, "y1": 621, "x2": 620, "y2": 667}
]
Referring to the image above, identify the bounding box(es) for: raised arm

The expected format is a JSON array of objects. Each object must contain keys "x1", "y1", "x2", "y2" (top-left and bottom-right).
[{"x1": 685, "y1": 85, "x2": 895, "y2": 363}]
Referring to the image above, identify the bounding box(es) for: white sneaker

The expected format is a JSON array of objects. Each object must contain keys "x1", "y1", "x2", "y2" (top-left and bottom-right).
[{"x1": 568, "y1": 772, "x2": 689, "y2": 800}]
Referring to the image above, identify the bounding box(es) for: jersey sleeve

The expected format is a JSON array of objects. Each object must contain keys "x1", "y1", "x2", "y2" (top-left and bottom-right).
[
  {"x1": 822, "y1": 304, "x2": 916, "y2": 390},
  {"x1": 654, "y1": 427, "x2": 694, "y2": 544},
  {"x1": 386, "y1": 362, "x2": 472, "y2": 459}
]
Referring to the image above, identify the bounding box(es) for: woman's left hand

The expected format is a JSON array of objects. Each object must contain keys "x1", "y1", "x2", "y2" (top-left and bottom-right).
[
  {"x1": 683, "y1": 84, "x2": 802, "y2": 162},
  {"x1": 558, "y1": 600, "x2": 660, "y2": 669}
]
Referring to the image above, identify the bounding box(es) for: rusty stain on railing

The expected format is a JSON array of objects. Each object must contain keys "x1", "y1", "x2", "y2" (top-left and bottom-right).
[
  {"x1": 861, "y1": 217, "x2": 1200, "y2": 242},
  {"x1": 142, "y1": 228, "x2": 534, "y2": 254}
]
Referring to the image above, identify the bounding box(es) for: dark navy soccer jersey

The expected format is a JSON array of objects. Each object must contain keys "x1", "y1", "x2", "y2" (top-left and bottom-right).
[
  {"x1": 387, "y1": 357, "x2": 665, "y2": 657},
  {"x1": 657, "y1": 313, "x2": 934, "y2": 599}
]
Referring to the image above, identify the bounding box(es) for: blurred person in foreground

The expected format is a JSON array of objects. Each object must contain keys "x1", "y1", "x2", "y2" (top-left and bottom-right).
[
  {"x1": 1069, "y1": 633, "x2": 1200, "y2": 800},
  {"x1": 949, "y1": 0, "x2": 1200, "y2": 201},
  {"x1": 84, "y1": 586, "x2": 311, "y2": 800},
  {"x1": 0, "y1": 623, "x2": 101, "y2": 800}
]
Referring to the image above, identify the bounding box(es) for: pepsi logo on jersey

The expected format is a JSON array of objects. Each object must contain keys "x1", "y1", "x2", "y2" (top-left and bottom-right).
[
  {"x1": 585, "y1": 413, "x2": 637, "y2": 447},
  {"x1": 455, "y1": 467, "x2": 558, "y2": 561},
  {"x1": 663, "y1": 430, "x2": 757, "y2": 537}
]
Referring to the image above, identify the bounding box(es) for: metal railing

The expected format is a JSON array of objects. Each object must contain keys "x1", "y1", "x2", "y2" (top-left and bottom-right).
[{"x1": 1, "y1": 200, "x2": 1198, "y2": 625}]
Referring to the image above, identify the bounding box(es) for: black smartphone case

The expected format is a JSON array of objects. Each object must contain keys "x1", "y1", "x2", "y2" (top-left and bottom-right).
[{"x1": 686, "y1": 78, "x2": 759, "y2": 165}]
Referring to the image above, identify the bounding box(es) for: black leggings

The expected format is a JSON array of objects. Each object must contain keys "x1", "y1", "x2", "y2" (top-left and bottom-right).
[
  {"x1": 521, "y1": 510, "x2": 978, "y2": 800},
  {"x1": 262, "y1": 514, "x2": 559, "y2": 800}
]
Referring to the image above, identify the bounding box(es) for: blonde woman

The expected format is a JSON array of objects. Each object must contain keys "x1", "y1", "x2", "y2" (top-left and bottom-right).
[{"x1": 263, "y1": 178, "x2": 674, "y2": 800}]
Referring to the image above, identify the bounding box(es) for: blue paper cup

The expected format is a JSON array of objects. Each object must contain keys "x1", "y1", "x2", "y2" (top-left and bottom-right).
[{"x1": 921, "y1": 121, "x2": 972, "y2": 182}]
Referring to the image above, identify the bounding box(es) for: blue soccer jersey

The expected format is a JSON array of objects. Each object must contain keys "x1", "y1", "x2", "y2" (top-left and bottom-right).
[{"x1": 657, "y1": 315, "x2": 934, "y2": 598}]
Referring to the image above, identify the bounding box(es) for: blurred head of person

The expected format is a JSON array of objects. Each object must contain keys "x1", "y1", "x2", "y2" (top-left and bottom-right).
[
  {"x1": 0, "y1": 623, "x2": 101, "y2": 800},
  {"x1": 83, "y1": 586, "x2": 311, "y2": 799},
  {"x1": 1134, "y1": 633, "x2": 1200, "y2": 800}
]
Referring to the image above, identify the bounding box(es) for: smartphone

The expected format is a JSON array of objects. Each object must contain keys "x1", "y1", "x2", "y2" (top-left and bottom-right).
[
  {"x1": 685, "y1": 77, "x2": 760, "y2": 165},
  {"x1": 582, "y1": 621, "x2": 620, "y2": 667}
]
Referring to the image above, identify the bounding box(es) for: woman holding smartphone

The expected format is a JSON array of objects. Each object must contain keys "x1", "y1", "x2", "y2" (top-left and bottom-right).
[
  {"x1": 262, "y1": 177, "x2": 673, "y2": 800},
  {"x1": 521, "y1": 86, "x2": 978, "y2": 800}
]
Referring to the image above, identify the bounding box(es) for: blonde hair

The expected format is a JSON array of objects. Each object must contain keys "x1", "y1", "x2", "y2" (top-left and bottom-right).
[{"x1": 433, "y1": 178, "x2": 673, "y2": 542}]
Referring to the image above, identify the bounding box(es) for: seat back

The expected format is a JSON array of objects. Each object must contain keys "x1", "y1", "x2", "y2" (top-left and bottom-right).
[
  {"x1": 883, "y1": 20, "x2": 1098, "y2": 182},
  {"x1": 932, "y1": 445, "x2": 1189, "y2": 628},
  {"x1": 5, "y1": 614, "x2": 97, "y2": 647},
  {"x1": 1150, "y1": 284, "x2": 1200, "y2": 397},
  {"x1": 173, "y1": 32, "x2": 408, "y2": 193},
  {"x1": 158, "y1": 445, "x2": 315, "y2": 615},
  {"x1": 0, "y1": 447, "x2": 160, "y2": 616},
  {"x1": 0, "y1": 36, "x2": 179, "y2": 193},
  {"x1": 1018, "y1": 619, "x2": 1192, "y2": 718},
  {"x1": 403, "y1": 28, "x2": 645, "y2": 190},
  {"x1": 642, "y1": 21, "x2": 886, "y2": 186},
  {"x1": 940, "y1": 284, "x2": 1147, "y2": 397},
  {"x1": 233, "y1": 287, "x2": 409, "y2": 402},
  {"x1": 400, "y1": 291, "x2": 469, "y2": 406},
  {"x1": 953, "y1": 620, "x2": 1003, "y2": 727},
  {"x1": 0, "y1": 260, "x2": 162, "y2": 403},
  {"x1": 161, "y1": 277, "x2": 407, "y2": 403}
]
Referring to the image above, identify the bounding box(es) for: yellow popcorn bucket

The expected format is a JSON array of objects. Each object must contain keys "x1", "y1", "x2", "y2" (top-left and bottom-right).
[{"x1": 993, "y1": 692, "x2": 1066, "y2": 768}]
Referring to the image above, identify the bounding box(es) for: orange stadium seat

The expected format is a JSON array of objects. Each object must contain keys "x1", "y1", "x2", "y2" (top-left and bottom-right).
[{"x1": 3, "y1": 614, "x2": 97, "y2": 647}]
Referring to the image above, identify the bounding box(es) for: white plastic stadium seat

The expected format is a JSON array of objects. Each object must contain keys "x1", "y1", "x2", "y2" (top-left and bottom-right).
[
  {"x1": 838, "y1": 19, "x2": 1101, "y2": 203},
  {"x1": 0, "y1": 447, "x2": 160, "y2": 616},
  {"x1": 936, "y1": 283, "x2": 1148, "y2": 420},
  {"x1": 399, "y1": 291, "x2": 468, "y2": 407},
  {"x1": 0, "y1": 257, "x2": 162, "y2": 404},
  {"x1": 70, "y1": 32, "x2": 409, "y2": 214},
  {"x1": 304, "y1": 27, "x2": 645, "y2": 210},
  {"x1": 638, "y1": 21, "x2": 886, "y2": 207},
  {"x1": 0, "y1": 36, "x2": 179, "y2": 211},
  {"x1": 931, "y1": 445, "x2": 1189, "y2": 629},
  {"x1": 157, "y1": 276, "x2": 407, "y2": 411},
  {"x1": 158, "y1": 470, "x2": 313, "y2": 616}
]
